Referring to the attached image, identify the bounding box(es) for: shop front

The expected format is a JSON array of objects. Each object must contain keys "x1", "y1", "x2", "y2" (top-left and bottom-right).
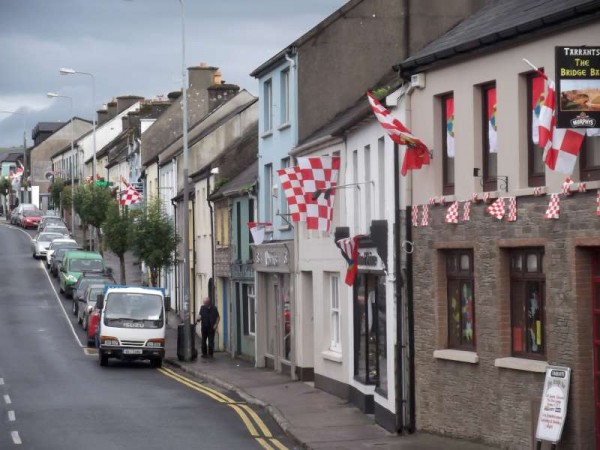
[{"x1": 254, "y1": 242, "x2": 296, "y2": 376}]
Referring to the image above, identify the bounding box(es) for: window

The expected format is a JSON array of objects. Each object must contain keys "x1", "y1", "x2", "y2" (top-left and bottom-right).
[
  {"x1": 330, "y1": 275, "x2": 341, "y2": 352},
  {"x1": 446, "y1": 250, "x2": 475, "y2": 350},
  {"x1": 364, "y1": 145, "x2": 371, "y2": 227},
  {"x1": 579, "y1": 135, "x2": 600, "y2": 181},
  {"x1": 246, "y1": 284, "x2": 256, "y2": 336},
  {"x1": 248, "y1": 198, "x2": 255, "y2": 246},
  {"x1": 352, "y1": 150, "x2": 359, "y2": 233},
  {"x1": 263, "y1": 164, "x2": 273, "y2": 222},
  {"x1": 442, "y1": 95, "x2": 455, "y2": 195},
  {"x1": 236, "y1": 202, "x2": 242, "y2": 260},
  {"x1": 263, "y1": 79, "x2": 273, "y2": 132},
  {"x1": 280, "y1": 69, "x2": 290, "y2": 125},
  {"x1": 354, "y1": 273, "x2": 386, "y2": 386},
  {"x1": 280, "y1": 158, "x2": 290, "y2": 223},
  {"x1": 482, "y1": 84, "x2": 498, "y2": 191},
  {"x1": 527, "y1": 73, "x2": 546, "y2": 187},
  {"x1": 377, "y1": 137, "x2": 385, "y2": 218},
  {"x1": 510, "y1": 248, "x2": 545, "y2": 359}
]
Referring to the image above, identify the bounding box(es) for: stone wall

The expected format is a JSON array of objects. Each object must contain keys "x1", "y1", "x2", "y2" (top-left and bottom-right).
[
  {"x1": 411, "y1": 192, "x2": 597, "y2": 449},
  {"x1": 215, "y1": 247, "x2": 230, "y2": 278}
]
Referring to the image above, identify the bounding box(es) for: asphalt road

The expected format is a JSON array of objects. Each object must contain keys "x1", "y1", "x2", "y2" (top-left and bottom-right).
[{"x1": 0, "y1": 223, "x2": 290, "y2": 450}]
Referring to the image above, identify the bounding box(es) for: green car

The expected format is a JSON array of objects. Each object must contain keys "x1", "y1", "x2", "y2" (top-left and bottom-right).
[{"x1": 59, "y1": 251, "x2": 105, "y2": 298}]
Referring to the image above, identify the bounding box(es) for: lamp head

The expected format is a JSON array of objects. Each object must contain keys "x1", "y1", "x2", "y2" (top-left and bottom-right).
[
  {"x1": 47, "y1": 92, "x2": 59, "y2": 98},
  {"x1": 59, "y1": 68, "x2": 76, "y2": 75}
]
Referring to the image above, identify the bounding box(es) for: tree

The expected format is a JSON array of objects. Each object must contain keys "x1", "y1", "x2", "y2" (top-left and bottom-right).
[
  {"x1": 131, "y1": 197, "x2": 179, "y2": 287},
  {"x1": 103, "y1": 201, "x2": 134, "y2": 284},
  {"x1": 0, "y1": 178, "x2": 11, "y2": 217},
  {"x1": 50, "y1": 179, "x2": 65, "y2": 210},
  {"x1": 73, "y1": 183, "x2": 113, "y2": 252}
]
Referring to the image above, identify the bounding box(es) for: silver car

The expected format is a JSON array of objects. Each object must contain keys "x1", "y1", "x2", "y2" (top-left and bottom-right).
[
  {"x1": 32, "y1": 232, "x2": 65, "y2": 259},
  {"x1": 78, "y1": 284, "x2": 105, "y2": 330},
  {"x1": 46, "y1": 238, "x2": 79, "y2": 268}
]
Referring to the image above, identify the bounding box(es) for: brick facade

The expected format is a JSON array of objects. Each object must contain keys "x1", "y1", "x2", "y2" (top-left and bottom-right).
[{"x1": 411, "y1": 192, "x2": 598, "y2": 449}]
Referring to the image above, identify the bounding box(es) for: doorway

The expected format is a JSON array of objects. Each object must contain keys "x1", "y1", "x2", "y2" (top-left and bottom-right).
[{"x1": 265, "y1": 273, "x2": 292, "y2": 373}]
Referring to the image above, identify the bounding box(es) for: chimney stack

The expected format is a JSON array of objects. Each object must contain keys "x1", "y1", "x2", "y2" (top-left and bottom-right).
[
  {"x1": 106, "y1": 100, "x2": 118, "y2": 120},
  {"x1": 97, "y1": 108, "x2": 108, "y2": 126},
  {"x1": 188, "y1": 63, "x2": 218, "y2": 93},
  {"x1": 116, "y1": 95, "x2": 143, "y2": 114},
  {"x1": 207, "y1": 83, "x2": 240, "y2": 113}
]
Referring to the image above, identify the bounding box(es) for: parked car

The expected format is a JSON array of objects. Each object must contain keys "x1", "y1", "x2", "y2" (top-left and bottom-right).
[
  {"x1": 87, "y1": 306, "x2": 100, "y2": 347},
  {"x1": 72, "y1": 272, "x2": 116, "y2": 316},
  {"x1": 59, "y1": 251, "x2": 104, "y2": 298},
  {"x1": 51, "y1": 247, "x2": 79, "y2": 278},
  {"x1": 31, "y1": 232, "x2": 65, "y2": 259},
  {"x1": 42, "y1": 224, "x2": 70, "y2": 237},
  {"x1": 21, "y1": 210, "x2": 43, "y2": 228},
  {"x1": 78, "y1": 284, "x2": 106, "y2": 330},
  {"x1": 38, "y1": 216, "x2": 64, "y2": 231},
  {"x1": 10, "y1": 203, "x2": 38, "y2": 225},
  {"x1": 46, "y1": 239, "x2": 79, "y2": 269}
]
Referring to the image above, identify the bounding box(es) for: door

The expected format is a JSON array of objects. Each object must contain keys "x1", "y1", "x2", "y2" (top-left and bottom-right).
[
  {"x1": 235, "y1": 283, "x2": 242, "y2": 356},
  {"x1": 593, "y1": 252, "x2": 600, "y2": 449}
]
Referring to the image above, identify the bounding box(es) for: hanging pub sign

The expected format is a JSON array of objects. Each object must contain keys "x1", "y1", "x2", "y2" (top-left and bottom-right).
[{"x1": 555, "y1": 46, "x2": 600, "y2": 128}]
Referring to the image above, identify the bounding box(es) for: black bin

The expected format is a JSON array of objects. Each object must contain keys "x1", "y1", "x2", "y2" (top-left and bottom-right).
[{"x1": 177, "y1": 323, "x2": 197, "y2": 361}]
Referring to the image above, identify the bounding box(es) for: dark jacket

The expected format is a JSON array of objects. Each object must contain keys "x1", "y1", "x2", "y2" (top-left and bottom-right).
[{"x1": 199, "y1": 304, "x2": 220, "y2": 328}]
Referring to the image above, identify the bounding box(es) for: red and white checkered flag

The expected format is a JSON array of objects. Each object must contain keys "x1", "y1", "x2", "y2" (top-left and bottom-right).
[
  {"x1": 298, "y1": 156, "x2": 341, "y2": 232},
  {"x1": 411, "y1": 205, "x2": 419, "y2": 227},
  {"x1": 483, "y1": 192, "x2": 490, "y2": 203},
  {"x1": 471, "y1": 193, "x2": 480, "y2": 203},
  {"x1": 420, "y1": 204, "x2": 429, "y2": 227},
  {"x1": 428, "y1": 197, "x2": 436, "y2": 206},
  {"x1": 278, "y1": 166, "x2": 306, "y2": 222},
  {"x1": 507, "y1": 197, "x2": 517, "y2": 222},
  {"x1": 562, "y1": 177, "x2": 573, "y2": 196},
  {"x1": 596, "y1": 190, "x2": 600, "y2": 217},
  {"x1": 578, "y1": 182, "x2": 586, "y2": 193},
  {"x1": 533, "y1": 186, "x2": 544, "y2": 197},
  {"x1": 445, "y1": 202, "x2": 459, "y2": 224},
  {"x1": 486, "y1": 198, "x2": 505, "y2": 220},
  {"x1": 544, "y1": 194, "x2": 560, "y2": 219},
  {"x1": 247, "y1": 222, "x2": 271, "y2": 245},
  {"x1": 120, "y1": 184, "x2": 143, "y2": 206},
  {"x1": 462, "y1": 201, "x2": 471, "y2": 222}
]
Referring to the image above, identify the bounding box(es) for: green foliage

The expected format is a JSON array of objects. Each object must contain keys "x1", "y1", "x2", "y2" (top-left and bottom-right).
[
  {"x1": 51, "y1": 179, "x2": 65, "y2": 209},
  {"x1": 103, "y1": 201, "x2": 135, "y2": 284},
  {"x1": 61, "y1": 186, "x2": 72, "y2": 211},
  {"x1": 0, "y1": 178, "x2": 12, "y2": 196},
  {"x1": 73, "y1": 183, "x2": 113, "y2": 229},
  {"x1": 131, "y1": 197, "x2": 180, "y2": 286}
]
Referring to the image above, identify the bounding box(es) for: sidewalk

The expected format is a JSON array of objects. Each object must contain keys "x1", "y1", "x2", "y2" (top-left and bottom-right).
[{"x1": 164, "y1": 313, "x2": 497, "y2": 450}]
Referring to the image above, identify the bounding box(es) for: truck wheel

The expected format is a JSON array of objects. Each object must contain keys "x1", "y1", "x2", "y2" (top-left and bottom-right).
[
  {"x1": 99, "y1": 351, "x2": 108, "y2": 367},
  {"x1": 150, "y1": 358, "x2": 162, "y2": 368},
  {"x1": 71, "y1": 299, "x2": 78, "y2": 315}
]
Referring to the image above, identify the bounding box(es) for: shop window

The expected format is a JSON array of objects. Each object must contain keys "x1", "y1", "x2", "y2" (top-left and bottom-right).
[
  {"x1": 330, "y1": 275, "x2": 341, "y2": 352},
  {"x1": 527, "y1": 72, "x2": 546, "y2": 187},
  {"x1": 482, "y1": 84, "x2": 498, "y2": 191},
  {"x1": 244, "y1": 284, "x2": 256, "y2": 336},
  {"x1": 510, "y1": 248, "x2": 545, "y2": 359},
  {"x1": 442, "y1": 94, "x2": 455, "y2": 195},
  {"x1": 579, "y1": 135, "x2": 600, "y2": 181},
  {"x1": 446, "y1": 250, "x2": 475, "y2": 350},
  {"x1": 354, "y1": 273, "x2": 386, "y2": 386}
]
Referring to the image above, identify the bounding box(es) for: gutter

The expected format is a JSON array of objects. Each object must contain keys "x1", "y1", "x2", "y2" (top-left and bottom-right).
[{"x1": 289, "y1": 135, "x2": 343, "y2": 158}]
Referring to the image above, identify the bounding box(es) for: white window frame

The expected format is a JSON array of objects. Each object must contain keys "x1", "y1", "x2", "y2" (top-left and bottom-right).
[
  {"x1": 264, "y1": 163, "x2": 273, "y2": 222},
  {"x1": 263, "y1": 79, "x2": 273, "y2": 132},
  {"x1": 330, "y1": 275, "x2": 341, "y2": 352},
  {"x1": 247, "y1": 284, "x2": 256, "y2": 336},
  {"x1": 280, "y1": 69, "x2": 290, "y2": 125}
]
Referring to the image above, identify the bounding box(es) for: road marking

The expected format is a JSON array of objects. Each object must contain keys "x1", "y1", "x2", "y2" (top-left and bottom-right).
[
  {"x1": 8, "y1": 410, "x2": 15, "y2": 421},
  {"x1": 157, "y1": 367, "x2": 287, "y2": 449},
  {"x1": 83, "y1": 348, "x2": 98, "y2": 356},
  {"x1": 39, "y1": 260, "x2": 84, "y2": 348},
  {"x1": 4, "y1": 394, "x2": 11, "y2": 405},
  {"x1": 11, "y1": 431, "x2": 21, "y2": 445}
]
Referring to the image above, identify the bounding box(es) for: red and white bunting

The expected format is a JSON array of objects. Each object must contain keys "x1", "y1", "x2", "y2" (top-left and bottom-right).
[
  {"x1": 298, "y1": 156, "x2": 340, "y2": 232},
  {"x1": 533, "y1": 186, "x2": 545, "y2": 197},
  {"x1": 507, "y1": 197, "x2": 517, "y2": 222},
  {"x1": 428, "y1": 197, "x2": 436, "y2": 206},
  {"x1": 597, "y1": 191, "x2": 600, "y2": 217},
  {"x1": 444, "y1": 202, "x2": 459, "y2": 224},
  {"x1": 544, "y1": 194, "x2": 560, "y2": 220},
  {"x1": 411, "y1": 205, "x2": 419, "y2": 227},
  {"x1": 578, "y1": 182, "x2": 587, "y2": 193},
  {"x1": 562, "y1": 177, "x2": 573, "y2": 196},
  {"x1": 483, "y1": 192, "x2": 490, "y2": 203},
  {"x1": 277, "y1": 166, "x2": 307, "y2": 223},
  {"x1": 462, "y1": 201, "x2": 471, "y2": 222},
  {"x1": 486, "y1": 198, "x2": 506, "y2": 220},
  {"x1": 471, "y1": 193, "x2": 480, "y2": 203},
  {"x1": 420, "y1": 204, "x2": 429, "y2": 227},
  {"x1": 247, "y1": 222, "x2": 271, "y2": 245}
]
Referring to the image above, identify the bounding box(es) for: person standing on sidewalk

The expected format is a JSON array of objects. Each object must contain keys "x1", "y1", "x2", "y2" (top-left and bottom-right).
[{"x1": 198, "y1": 296, "x2": 220, "y2": 359}]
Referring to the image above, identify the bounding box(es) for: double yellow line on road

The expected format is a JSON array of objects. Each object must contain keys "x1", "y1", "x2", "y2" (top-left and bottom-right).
[{"x1": 158, "y1": 367, "x2": 288, "y2": 450}]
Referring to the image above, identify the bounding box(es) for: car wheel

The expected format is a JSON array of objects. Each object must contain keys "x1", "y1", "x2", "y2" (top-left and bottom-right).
[
  {"x1": 78, "y1": 313, "x2": 83, "y2": 325},
  {"x1": 82, "y1": 316, "x2": 88, "y2": 331},
  {"x1": 150, "y1": 358, "x2": 162, "y2": 369},
  {"x1": 99, "y1": 351, "x2": 108, "y2": 367},
  {"x1": 32, "y1": 252, "x2": 36, "y2": 259},
  {"x1": 59, "y1": 284, "x2": 64, "y2": 294},
  {"x1": 87, "y1": 338, "x2": 94, "y2": 347},
  {"x1": 71, "y1": 299, "x2": 78, "y2": 315}
]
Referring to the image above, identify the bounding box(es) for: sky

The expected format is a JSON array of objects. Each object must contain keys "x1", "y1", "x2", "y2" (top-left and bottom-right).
[{"x1": 0, "y1": 0, "x2": 347, "y2": 147}]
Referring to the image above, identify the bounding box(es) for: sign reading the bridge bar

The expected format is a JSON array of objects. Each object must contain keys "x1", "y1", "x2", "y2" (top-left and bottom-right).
[
  {"x1": 555, "y1": 46, "x2": 600, "y2": 129},
  {"x1": 535, "y1": 365, "x2": 571, "y2": 443}
]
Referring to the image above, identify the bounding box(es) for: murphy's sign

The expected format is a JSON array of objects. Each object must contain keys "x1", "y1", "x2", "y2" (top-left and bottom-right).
[
  {"x1": 555, "y1": 46, "x2": 600, "y2": 129},
  {"x1": 357, "y1": 248, "x2": 385, "y2": 272}
]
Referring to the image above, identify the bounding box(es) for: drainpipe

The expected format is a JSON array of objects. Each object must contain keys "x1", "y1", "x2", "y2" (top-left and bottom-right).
[{"x1": 207, "y1": 173, "x2": 215, "y2": 304}]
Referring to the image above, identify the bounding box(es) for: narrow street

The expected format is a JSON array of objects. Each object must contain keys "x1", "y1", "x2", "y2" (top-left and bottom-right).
[{"x1": 0, "y1": 223, "x2": 291, "y2": 449}]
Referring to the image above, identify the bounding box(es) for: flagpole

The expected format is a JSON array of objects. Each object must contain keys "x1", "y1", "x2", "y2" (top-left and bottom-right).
[{"x1": 522, "y1": 58, "x2": 548, "y2": 80}]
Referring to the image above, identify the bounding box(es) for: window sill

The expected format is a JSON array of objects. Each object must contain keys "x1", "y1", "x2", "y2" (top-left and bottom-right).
[
  {"x1": 494, "y1": 357, "x2": 547, "y2": 373},
  {"x1": 277, "y1": 122, "x2": 291, "y2": 131},
  {"x1": 321, "y1": 350, "x2": 342, "y2": 363},
  {"x1": 260, "y1": 130, "x2": 273, "y2": 139},
  {"x1": 433, "y1": 349, "x2": 479, "y2": 364},
  {"x1": 278, "y1": 224, "x2": 291, "y2": 231}
]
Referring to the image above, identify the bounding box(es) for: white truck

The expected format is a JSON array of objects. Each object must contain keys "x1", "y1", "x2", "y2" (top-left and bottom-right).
[{"x1": 96, "y1": 285, "x2": 166, "y2": 368}]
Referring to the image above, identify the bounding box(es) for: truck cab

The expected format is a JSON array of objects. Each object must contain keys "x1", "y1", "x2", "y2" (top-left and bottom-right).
[{"x1": 96, "y1": 286, "x2": 166, "y2": 368}]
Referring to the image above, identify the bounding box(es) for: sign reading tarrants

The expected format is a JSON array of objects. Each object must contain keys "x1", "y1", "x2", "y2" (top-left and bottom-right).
[
  {"x1": 535, "y1": 365, "x2": 571, "y2": 444},
  {"x1": 555, "y1": 46, "x2": 600, "y2": 129}
]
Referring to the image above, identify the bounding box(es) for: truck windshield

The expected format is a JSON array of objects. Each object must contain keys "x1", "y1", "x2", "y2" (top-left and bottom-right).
[{"x1": 105, "y1": 293, "x2": 163, "y2": 322}]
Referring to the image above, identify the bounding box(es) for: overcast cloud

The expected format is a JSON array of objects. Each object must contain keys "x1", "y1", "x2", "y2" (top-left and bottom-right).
[{"x1": 0, "y1": 0, "x2": 346, "y2": 147}]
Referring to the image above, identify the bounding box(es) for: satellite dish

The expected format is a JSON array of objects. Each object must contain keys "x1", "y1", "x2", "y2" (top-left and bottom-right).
[{"x1": 45, "y1": 171, "x2": 54, "y2": 181}]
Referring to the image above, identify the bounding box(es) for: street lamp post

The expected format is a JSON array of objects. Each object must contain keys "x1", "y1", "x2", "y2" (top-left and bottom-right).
[
  {"x1": 59, "y1": 68, "x2": 96, "y2": 182},
  {"x1": 0, "y1": 110, "x2": 27, "y2": 204},
  {"x1": 47, "y1": 93, "x2": 75, "y2": 233}
]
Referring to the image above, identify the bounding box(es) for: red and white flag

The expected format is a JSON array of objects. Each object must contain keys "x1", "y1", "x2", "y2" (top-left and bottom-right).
[
  {"x1": 462, "y1": 201, "x2": 471, "y2": 222},
  {"x1": 597, "y1": 190, "x2": 600, "y2": 217},
  {"x1": 298, "y1": 156, "x2": 340, "y2": 232},
  {"x1": 336, "y1": 235, "x2": 361, "y2": 286},
  {"x1": 486, "y1": 198, "x2": 506, "y2": 220},
  {"x1": 278, "y1": 166, "x2": 307, "y2": 222},
  {"x1": 367, "y1": 92, "x2": 430, "y2": 176},
  {"x1": 544, "y1": 194, "x2": 560, "y2": 220},
  {"x1": 411, "y1": 205, "x2": 419, "y2": 227},
  {"x1": 562, "y1": 177, "x2": 573, "y2": 196},
  {"x1": 247, "y1": 222, "x2": 271, "y2": 245},
  {"x1": 445, "y1": 202, "x2": 459, "y2": 224},
  {"x1": 120, "y1": 184, "x2": 142, "y2": 206},
  {"x1": 420, "y1": 204, "x2": 429, "y2": 227},
  {"x1": 507, "y1": 197, "x2": 517, "y2": 222}
]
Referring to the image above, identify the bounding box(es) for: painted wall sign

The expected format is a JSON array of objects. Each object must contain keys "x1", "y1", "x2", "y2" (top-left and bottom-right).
[
  {"x1": 357, "y1": 248, "x2": 385, "y2": 272},
  {"x1": 253, "y1": 244, "x2": 293, "y2": 272},
  {"x1": 535, "y1": 365, "x2": 571, "y2": 443},
  {"x1": 555, "y1": 46, "x2": 600, "y2": 128}
]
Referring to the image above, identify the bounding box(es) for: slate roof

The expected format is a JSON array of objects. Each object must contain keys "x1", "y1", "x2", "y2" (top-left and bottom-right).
[
  {"x1": 211, "y1": 160, "x2": 258, "y2": 199},
  {"x1": 397, "y1": 0, "x2": 600, "y2": 74}
]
